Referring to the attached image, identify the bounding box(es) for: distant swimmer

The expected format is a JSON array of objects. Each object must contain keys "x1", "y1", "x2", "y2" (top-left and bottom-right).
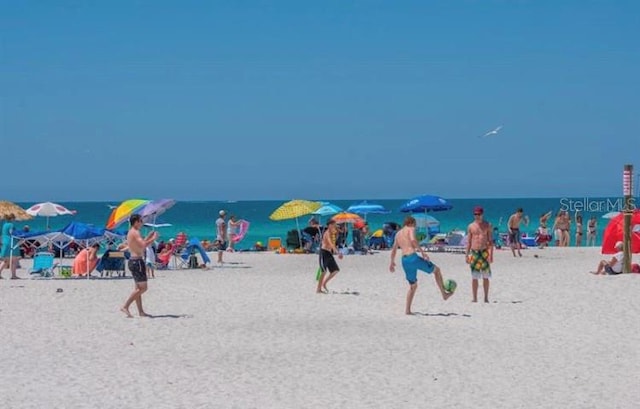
[{"x1": 479, "y1": 125, "x2": 503, "y2": 138}]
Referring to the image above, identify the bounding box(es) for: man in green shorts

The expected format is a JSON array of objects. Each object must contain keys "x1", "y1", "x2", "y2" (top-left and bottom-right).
[{"x1": 465, "y1": 206, "x2": 494, "y2": 303}]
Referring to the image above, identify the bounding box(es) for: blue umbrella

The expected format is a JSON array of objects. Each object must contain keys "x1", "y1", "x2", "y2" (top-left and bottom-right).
[
  {"x1": 347, "y1": 201, "x2": 390, "y2": 220},
  {"x1": 312, "y1": 202, "x2": 343, "y2": 217},
  {"x1": 399, "y1": 195, "x2": 453, "y2": 213}
]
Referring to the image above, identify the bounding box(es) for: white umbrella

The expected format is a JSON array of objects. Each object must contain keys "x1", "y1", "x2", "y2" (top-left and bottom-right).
[{"x1": 25, "y1": 202, "x2": 76, "y2": 229}]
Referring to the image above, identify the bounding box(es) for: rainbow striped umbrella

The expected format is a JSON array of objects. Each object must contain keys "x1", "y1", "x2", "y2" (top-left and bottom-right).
[{"x1": 106, "y1": 199, "x2": 150, "y2": 229}]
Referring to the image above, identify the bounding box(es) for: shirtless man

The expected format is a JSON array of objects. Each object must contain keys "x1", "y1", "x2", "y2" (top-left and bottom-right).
[
  {"x1": 389, "y1": 216, "x2": 453, "y2": 315},
  {"x1": 466, "y1": 207, "x2": 494, "y2": 303},
  {"x1": 121, "y1": 214, "x2": 158, "y2": 318},
  {"x1": 507, "y1": 208, "x2": 525, "y2": 257},
  {"x1": 317, "y1": 220, "x2": 343, "y2": 294}
]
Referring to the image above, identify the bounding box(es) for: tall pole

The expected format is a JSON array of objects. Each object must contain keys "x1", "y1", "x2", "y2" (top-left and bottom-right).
[{"x1": 622, "y1": 164, "x2": 633, "y2": 274}]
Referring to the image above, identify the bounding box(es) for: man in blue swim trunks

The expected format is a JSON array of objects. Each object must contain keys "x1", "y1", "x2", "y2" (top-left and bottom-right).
[{"x1": 389, "y1": 216, "x2": 453, "y2": 315}]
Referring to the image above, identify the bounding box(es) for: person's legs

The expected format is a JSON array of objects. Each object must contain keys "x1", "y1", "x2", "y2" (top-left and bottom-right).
[
  {"x1": 471, "y1": 278, "x2": 479, "y2": 302},
  {"x1": 134, "y1": 282, "x2": 149, "y2": 316},
  {"x1": 406, "y1": 282, "x2": 417, "y2": 315},
  {"x1": 432, "y1": 266, "x2": 453, "y2": 300},
  {"x1": 322, "y1": 270, "x2": 338, "y2": 292},
  {"x1": 10, "y1": 257, "x2": 19, "y2": 279},
  {"x1": 482, "y1": 277, "x2": 490, "y2": 303},
  {"x1": 121, "y1": 283, "x2": 141, "y2": 318},
  {"x1": 316, "y1": 271, "x2": 326, "y2": 293},
  {"x1": 592, "y1": 260, "x2": 607, "y2": 274}
]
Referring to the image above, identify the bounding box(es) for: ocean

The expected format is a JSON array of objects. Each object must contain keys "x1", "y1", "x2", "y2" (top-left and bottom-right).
[{"x1": 14, "y1": 197, "x2": 635, "y2": 248}]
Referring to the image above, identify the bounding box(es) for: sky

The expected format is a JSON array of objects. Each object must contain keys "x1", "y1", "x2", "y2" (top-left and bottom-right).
[{"x1": 1, "y1": 1, "x2": 639, "y2": 201}]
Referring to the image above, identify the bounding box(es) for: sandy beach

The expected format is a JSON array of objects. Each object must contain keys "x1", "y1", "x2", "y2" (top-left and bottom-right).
[{"x1": 1, "y1": 247, "x2": 638, "y2": 409}]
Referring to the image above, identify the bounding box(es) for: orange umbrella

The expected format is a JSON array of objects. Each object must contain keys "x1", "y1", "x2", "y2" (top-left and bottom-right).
[{"x1": 331, "y1": 212, "x2": 364, "y2": 224}]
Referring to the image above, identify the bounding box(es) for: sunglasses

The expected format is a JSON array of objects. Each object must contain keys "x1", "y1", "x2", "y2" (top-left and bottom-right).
[{"x1": 474, "y1": 213, "x2": 482, "y2": 216}]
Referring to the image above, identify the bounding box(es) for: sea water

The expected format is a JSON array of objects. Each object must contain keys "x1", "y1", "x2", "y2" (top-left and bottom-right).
[{"x1": 13, "y1": 197, "x2": 633, "y2": 249}]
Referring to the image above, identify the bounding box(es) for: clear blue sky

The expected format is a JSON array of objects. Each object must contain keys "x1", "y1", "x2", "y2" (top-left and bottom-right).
[{"x1": 2, "y1": 1, "x2": 639, "y2": 201}]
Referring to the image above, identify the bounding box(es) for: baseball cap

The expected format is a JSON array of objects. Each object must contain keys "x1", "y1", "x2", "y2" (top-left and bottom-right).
[
  {"x1": 219, "y1": 210, "x2": 226, "y2": 216},
  {"x1": 473, "y1": 206, "x2": 484, "y2": 215}
]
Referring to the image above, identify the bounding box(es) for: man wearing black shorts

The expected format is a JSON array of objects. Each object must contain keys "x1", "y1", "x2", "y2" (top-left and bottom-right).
[
  {"x1": 317, "y1": 220, "x2": 343, "y2": 294},
  {"x1": 121, "y1": 214, "x2": 158, "y2": 318}
]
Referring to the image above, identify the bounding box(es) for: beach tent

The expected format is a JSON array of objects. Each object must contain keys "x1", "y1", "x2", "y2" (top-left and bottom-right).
[{"x1": 11, "y1": 222, "x2": 126, "y2": 277}]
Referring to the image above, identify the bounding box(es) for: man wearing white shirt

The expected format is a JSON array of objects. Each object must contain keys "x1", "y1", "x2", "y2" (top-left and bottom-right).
[{"x1": 591, "y1": 241, "x2": 624, "y2": 275}]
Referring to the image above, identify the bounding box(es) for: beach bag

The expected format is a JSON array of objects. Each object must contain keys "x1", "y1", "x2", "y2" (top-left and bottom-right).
[{"x1": 632, "y1": 263, "x2": 640, "y2": 274}]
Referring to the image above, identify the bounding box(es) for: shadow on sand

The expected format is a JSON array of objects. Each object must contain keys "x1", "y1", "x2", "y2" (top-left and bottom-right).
[
  {"x1": 148, "y1": 314, "x2": 193, "y2": 319},
  {"x1": 413, "y1": 312, "x2": 471, "y2": 318}
]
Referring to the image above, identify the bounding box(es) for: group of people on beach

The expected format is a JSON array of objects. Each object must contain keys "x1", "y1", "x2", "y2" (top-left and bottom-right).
[{"x1": 314, "y1": 206, "x2": 494, "y2": 315}]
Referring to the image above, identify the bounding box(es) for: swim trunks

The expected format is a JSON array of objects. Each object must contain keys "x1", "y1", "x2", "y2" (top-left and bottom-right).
[
  {"x1": 128, "y1": 258, "x2": 148, "y2": 283},
  {"x1": 319, "y1": 249, "x2": 339, "y2": 273},
  {"x1": 509, "y1": 228, "x2": 521, "y2": 245},
  {"x1": 469, "y1": 249, "x2": 491, "y2": 280},
  {"x1": 401, "y1": 253, "x2": 435, "y2": 284}
]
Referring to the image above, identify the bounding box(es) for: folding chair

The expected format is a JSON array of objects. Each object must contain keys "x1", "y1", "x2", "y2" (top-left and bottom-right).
[
  {"x1": 29, "y1": 252, "x2": 57, "y2": 278},
  {"x1": 267, "y1": 237, "x2": 282, "y2": 251}
]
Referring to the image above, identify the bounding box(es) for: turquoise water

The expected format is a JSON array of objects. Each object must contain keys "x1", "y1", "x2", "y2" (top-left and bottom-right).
[{"x1": 13, "y1": 197, "x2": 633, "y2": 248}]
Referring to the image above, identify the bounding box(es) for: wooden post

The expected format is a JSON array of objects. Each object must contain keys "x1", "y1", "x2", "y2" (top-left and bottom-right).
[{"x1": 622, "y1": 165, "x2": 633, "y2": 273}]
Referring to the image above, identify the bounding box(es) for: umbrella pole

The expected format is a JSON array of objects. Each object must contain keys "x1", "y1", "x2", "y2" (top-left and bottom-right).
[{"x1": 296, "y1": 217, "x2": 302, "y2": 249}]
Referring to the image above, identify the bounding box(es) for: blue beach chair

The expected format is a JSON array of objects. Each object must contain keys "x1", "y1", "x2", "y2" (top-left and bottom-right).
[{"x1": 29, "y1": 252, "x2": 57, "y2": 278}]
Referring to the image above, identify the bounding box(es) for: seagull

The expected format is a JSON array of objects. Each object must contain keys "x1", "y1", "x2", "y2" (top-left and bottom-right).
[{"x1": 479, "y1": 125, "x2": 503, "y2": 138}]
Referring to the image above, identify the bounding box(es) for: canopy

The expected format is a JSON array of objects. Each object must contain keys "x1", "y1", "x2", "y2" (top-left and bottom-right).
[{"x1": 400, "y1": 195, "x2": 453, "y2": 213}]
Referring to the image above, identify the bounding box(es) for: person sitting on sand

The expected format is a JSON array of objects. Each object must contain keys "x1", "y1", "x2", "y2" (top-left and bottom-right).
[
  {"x1": 72, "y1": 243, "x2": 100, "y2": 277},
  {"x1": 591, "y1": 241, "x2": 624, "y2": 275},
  {"x1": 389, "y1": 215, "x2": 453, "y2": 315}
]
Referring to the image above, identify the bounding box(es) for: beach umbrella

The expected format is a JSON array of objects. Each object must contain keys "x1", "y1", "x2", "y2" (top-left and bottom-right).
[
  {"x1": 413, "y1": 214, "x2": 440, "y2": 229},
  {"x1": 25, "y1": 201, "x2": 76, "y2": 229},
  {"x1": 347, "y1": 201, "x2": 390, "y2": 220},
  {"x1": 331, "y1": 212, "x2": 364, "y2": 224},
  {"x1": 270, "y1": 200, "x2": 322, "y2": 248},
  {"x1": 312, "y1": 202, "x2": 343, "y2": 217},
  {"x1": 0, "y1": 201, "x2": 33, "y2": 221},
  {"x1": 269, "y1": 200, "x2": 322, "y2": 221},
  {"x1": 105, "y1": 199, "x2": 150, "y2": 229},
  {"x1": 601, "y1": 210, "x2": 640, "y2": 255},
  {"x1": 138, "y1": 199, "x2": 176, "y2": 225},
  {"x1": 399, "y1": 195, "x2": 453, "y2": 213}
]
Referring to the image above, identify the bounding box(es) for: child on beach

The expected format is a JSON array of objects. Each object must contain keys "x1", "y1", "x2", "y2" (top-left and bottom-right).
[
  {"x1": 145, "y1": 244, "x2": 156, "y2": 279},
  {"x1": 466, "y1": 207, "x2": 494, "y2": 303},
  {"x1": 316, "y1": 220, "x2": 343, "y2": 294},
  {"x1": 389, "y1": 216, "x2": 453, "y2": 315}
]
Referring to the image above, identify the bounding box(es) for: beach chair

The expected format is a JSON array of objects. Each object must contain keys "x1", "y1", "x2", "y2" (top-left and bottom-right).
[
  {"x1": 99, "y1": 251, "x2": 126, "y2": 277},
  {"x1": 267, "y1": 237, "x2": 282, "y2": 251},
  {"x1": 29, "y1": 252, "x2": 57, "y2": 278}
]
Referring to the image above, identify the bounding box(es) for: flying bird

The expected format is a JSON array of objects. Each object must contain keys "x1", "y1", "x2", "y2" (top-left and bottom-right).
[
  {"x1": 107, "y1": 204, "x2": 117, "y2": 209},
  {"x1": 479, "y1": 125, "x2": 503, "y2": 138}
]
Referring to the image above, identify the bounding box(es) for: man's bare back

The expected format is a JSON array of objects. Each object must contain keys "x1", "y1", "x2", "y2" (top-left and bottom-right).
[{"x1": 394, "y1": 226, "x2": 420, "y2": 256}]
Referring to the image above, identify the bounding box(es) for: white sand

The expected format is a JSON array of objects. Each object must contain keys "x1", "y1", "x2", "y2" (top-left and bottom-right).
[{"x1": 1, "y1": 247, "x2": 639, "y2": 409}]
